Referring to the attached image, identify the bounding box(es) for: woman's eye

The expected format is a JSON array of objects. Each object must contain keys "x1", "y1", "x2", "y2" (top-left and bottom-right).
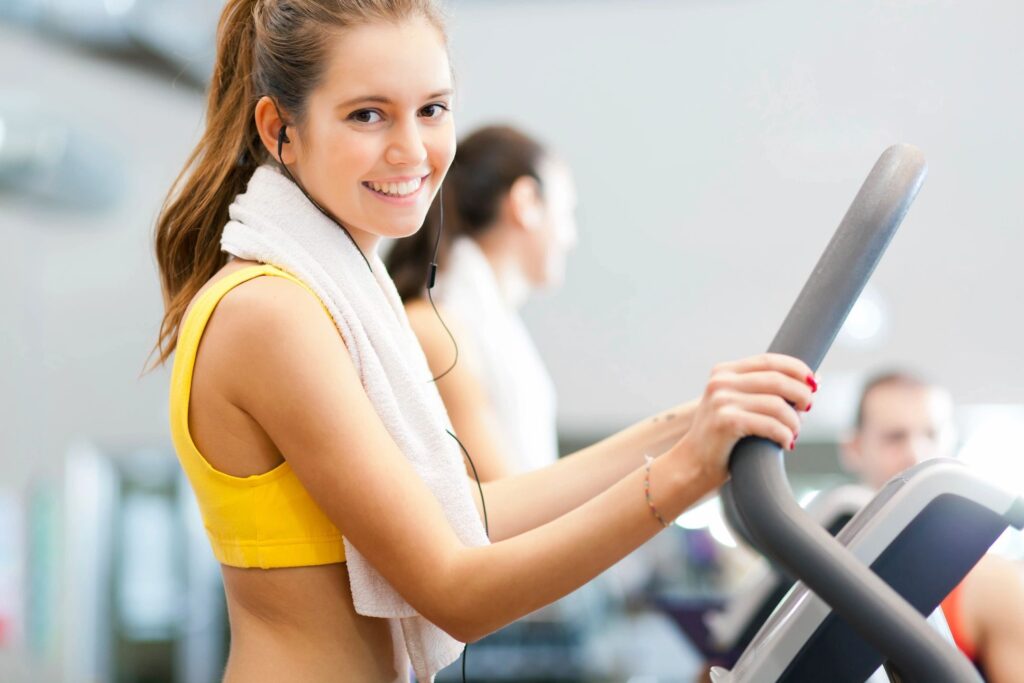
[
  {"x1": 349, "y1": 109, "x2": 383, "y2": 124},
  {"x1": 421, "y1": 103, "x2": 449, "y2": 119}
]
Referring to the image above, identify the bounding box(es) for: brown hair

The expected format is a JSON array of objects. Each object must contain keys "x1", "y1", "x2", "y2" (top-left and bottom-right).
[
  {"x1": 386, "y1": 124, "x2": 549, "y2": 302},
  {"x1": 854, "y1": 370, "x2": 935, "y2": 429},
  {"x1": 149, "y1": 0, "x2": 446, "y2": 368}
]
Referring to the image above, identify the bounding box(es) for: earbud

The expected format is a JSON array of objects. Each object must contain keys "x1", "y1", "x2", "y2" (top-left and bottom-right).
[{"x1": 275, "y1": 125, "x2": 292, "y2": 169}]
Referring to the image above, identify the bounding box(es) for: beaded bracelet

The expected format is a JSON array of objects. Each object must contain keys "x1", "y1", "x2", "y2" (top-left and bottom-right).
[{"x1": 643, "y1": 454, "x2": 670, "y2": 528}]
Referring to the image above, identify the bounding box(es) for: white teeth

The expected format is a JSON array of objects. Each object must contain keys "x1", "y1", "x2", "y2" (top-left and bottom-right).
[{"x1": 368, "y1": 177, "x2": 423, "y2": 197}]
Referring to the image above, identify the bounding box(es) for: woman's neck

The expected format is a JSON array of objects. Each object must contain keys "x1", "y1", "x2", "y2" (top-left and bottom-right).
[
  {"x1": 346, "y1": 225, "x2": 381, "y2": 259},
  {"x1": 473, "y1": 232, "x2": 531, "y2": 310}
]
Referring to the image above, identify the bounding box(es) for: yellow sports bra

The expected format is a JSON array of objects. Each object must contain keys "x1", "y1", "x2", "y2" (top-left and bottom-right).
[{"x1": 169, "y1": 263, "x2": 346, "y2": 569}]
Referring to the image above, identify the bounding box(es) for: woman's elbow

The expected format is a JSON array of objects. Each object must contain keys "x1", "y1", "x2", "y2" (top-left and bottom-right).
[
  {"x1": 415, "y1": 563, "x2": 498, "y2": 643},
  {"x1": 418, "y1": 587, "x2": 494, "y2": 644},
  {"x1": 437, "y1": 609, "x2": 505, "y2": 644},
  {"x1": 432, "y1": 613, "x2": 485, "y2": 644}
]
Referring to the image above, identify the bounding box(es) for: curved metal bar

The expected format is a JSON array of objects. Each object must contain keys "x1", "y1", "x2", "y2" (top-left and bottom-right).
[
  {"x1": 724, "y1": 145, "x2": 979, "y2": 682},
  {"x1": 719, "y1": 480, "x2": 761, "y2": 554}
]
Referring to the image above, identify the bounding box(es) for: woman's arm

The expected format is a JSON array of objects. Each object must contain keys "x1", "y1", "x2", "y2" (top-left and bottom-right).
[
  {"x1": 217, "y1": 276, "x2": 811, "y2": 643},
  {"x1": 405, "y1": 298, "x2": 514, "y2": 481},
  {"x1": 477, "y1": 401, "x2": 697, "y2": 540},
  {"x1": 407, "y1": 295, "x2": 702, "y2": 538}
]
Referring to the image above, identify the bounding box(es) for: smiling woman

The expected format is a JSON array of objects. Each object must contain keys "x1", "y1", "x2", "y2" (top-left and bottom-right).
[
  {"x1": 147, "y1": 1, "x2": 815, "y2": 682},
  {"x1": 252, "y1": 17, "x2": 455, "y2": 246}
]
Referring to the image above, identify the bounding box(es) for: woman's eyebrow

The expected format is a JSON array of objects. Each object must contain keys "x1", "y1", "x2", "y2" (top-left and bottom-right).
[{"x1": 335, "y1": 89, "x2": 454, "y2": 109}]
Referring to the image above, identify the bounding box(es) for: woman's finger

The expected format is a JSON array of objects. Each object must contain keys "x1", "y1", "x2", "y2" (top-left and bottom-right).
[{"x1": 712, "y1": 353, "x2": 817, "y2": 390}]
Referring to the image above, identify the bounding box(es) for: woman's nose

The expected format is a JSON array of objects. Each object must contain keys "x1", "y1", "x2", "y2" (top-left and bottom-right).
[{"x1": 385, "y1": 120, "x2": 428, "y2": 167}]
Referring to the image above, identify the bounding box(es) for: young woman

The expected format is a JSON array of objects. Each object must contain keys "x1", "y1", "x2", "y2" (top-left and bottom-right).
[
  {"x1": 388, "y1": 125, "x2": 577, "y2": 480},
  {"x1": 151, "y1": 1, "x2": 814, "y2": 681}
]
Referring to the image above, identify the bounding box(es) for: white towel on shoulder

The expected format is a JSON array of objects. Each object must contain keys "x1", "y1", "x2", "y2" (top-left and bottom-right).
[{"x1": 220, "y1": 164, "x2": 490, "y2": 682}]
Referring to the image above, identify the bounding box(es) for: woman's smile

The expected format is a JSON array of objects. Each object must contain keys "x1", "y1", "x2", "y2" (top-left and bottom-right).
[{"x1": 362, "y1": 172, "x2": 432, "y2": 206}]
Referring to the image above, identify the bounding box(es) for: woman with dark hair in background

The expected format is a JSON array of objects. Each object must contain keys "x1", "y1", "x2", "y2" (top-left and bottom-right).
[
  {"x1": 389, "y1": 125, "x2": 712, "y2": 679},
  {"x1": 388, "y1": 125, "x2": 577, "y2": 480}
]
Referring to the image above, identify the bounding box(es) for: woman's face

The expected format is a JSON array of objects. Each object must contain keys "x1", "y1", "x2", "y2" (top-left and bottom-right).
[
  {"x1": 524, "y1": 159, "x2": 578, "y2": 289},
  {"x1": 289, "y1": 17, "x2": 455, "y2": 251}
]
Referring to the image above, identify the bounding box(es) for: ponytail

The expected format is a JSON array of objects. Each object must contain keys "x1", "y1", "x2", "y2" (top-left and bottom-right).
[{"x1": 149, "y1": 0, "x2": 263, "y2": 369}]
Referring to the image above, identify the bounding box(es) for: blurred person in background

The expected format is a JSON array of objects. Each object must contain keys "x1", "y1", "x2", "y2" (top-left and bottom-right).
[
  {"x1": 842, "y1": 371, "x2": 1024, "y2": 682},
  {"x1": 389, "y1": 124, "x2": 705, "y2": 679},
  {"x1": 387, "y1": 124, "x2": 577, "y2": 480}
]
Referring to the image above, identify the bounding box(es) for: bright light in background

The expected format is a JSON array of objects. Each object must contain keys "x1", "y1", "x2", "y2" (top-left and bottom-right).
[
  {"x1": 958, "y1": 407, "x2": 1024, "y2": 493},
  {"x1": 708, "y1": 511, "x2": 737, "y2": 548},
  {"x1": 676, "y1": 497, "x2": 719, "y2": 530},
  {"x1": 958, "y1": 405, "x2": 1024, "y2": 558},
  {"x1": 675, "y1": 497, "x2": 737, "y2": 548},
  {"x1": 799, "y1": 489, "x2": 821, "y2": 507},
  {"x1": 838, "y1": 285, "x2": 887, "y2": 348}
]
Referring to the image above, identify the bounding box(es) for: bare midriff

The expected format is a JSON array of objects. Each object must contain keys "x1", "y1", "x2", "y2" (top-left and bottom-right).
[{"x1": 220, "y1": 563, "x2": 407, "y2": 683}]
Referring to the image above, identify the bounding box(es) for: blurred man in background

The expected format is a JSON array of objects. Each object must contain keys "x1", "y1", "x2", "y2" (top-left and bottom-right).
[{"x1": 842, "y1": 371, "x2": 1024, "y2": 682}]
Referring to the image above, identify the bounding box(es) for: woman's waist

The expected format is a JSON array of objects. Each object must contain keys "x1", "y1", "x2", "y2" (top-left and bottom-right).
[
  {"x1": 223, "y1": 562, "x2": 357, "y2": 627},
  {"x1": 225, "y1": 625, "x2": 406, "y2": 683},
  {"x1": 223, "y1": 563, "x2": 406, "y2": 680}
]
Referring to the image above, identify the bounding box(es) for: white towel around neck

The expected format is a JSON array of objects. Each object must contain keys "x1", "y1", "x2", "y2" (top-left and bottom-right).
[{"x1": 220, "y1": 164, "x2": 490, "y2": 682}]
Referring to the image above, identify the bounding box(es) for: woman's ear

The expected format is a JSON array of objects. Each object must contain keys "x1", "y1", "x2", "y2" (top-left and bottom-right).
[
  {"x1": 506, "y1": 175, "x2": 544, "y2": 231},
  {"x1": 254, "y1": 96, "x2": 296, "y2": 164}
]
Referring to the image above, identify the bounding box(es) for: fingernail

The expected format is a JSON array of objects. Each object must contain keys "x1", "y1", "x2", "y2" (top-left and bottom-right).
[
  {"x1": 789, "y1": 440, "x2": 796, "y2": 451},
  {"x1": 806, "y1": 375, "x2": 819, "y2": 393},
  {"x1": 806, "y1": 402, "x2": 813, "y2": 413}
]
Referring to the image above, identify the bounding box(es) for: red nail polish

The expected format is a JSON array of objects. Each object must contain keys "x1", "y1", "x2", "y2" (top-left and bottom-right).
[
  {"x1": 806, "y1": 402, "x2": 813, "y2": 413},
  {"x1": 806, "y1": 375, "x2": 818, "y2": 393},
  {"x1": 789, "y1": 440, "x2": 796, "y2": 450}
]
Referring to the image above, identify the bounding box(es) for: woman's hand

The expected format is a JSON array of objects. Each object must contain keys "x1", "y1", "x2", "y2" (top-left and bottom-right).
[{"x1": 667, "y1": 353, "x2": 816, "y2": 489}]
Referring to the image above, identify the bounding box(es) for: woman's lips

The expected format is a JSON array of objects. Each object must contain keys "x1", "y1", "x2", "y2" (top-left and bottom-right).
[{"x1": 362, "y1": 174, "x2": 430, "y2": 205}]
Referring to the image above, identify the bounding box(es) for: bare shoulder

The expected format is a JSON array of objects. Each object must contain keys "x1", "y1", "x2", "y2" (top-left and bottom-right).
[
  {"x1": 970, "y1": 554, "x2": 1022, "y2": 586},
  {"x1": 965, "y1": 554, "x2": 1024, "y2": 627},
  {"x1": 199, "y1": 268, "x2": 345, "y2": 405},
  {"x1": 220, "y1": 271, "x2": 322, "y2": 315},
  {"x1": 210, "y1": 270, "x2": 335, "y2": 340}
]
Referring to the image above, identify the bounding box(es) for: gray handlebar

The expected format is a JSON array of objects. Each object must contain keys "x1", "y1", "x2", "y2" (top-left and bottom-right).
[{"x1": 722, "y1": 145, "x2": 980, "y2": 682}]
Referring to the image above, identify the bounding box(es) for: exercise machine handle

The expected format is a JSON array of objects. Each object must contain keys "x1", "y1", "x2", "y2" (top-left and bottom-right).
[{"x1": 722, "y1": 145, "x2": 979, "y2": 682}]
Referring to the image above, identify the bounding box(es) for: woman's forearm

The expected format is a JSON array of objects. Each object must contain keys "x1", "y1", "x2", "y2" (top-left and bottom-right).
[
  {"x1": 422, "y1": 353, "x2": 813, "y2": 643},
  {"x1": 479, "y1": 399, "x2": 697, "y2": 540},
  {"x1": 442, "y1": 440, "x2": 715, "y2": 642}
]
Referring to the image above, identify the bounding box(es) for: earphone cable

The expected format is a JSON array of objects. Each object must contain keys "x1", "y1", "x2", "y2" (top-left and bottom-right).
[{"x1": 427, "y1": 188, "x2": 460, "y2": 382}]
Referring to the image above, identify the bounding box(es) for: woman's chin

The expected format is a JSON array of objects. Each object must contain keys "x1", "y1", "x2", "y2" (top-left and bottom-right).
[{"x1": 377, "y1": 217, "x2": 430, "y2": 240}]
